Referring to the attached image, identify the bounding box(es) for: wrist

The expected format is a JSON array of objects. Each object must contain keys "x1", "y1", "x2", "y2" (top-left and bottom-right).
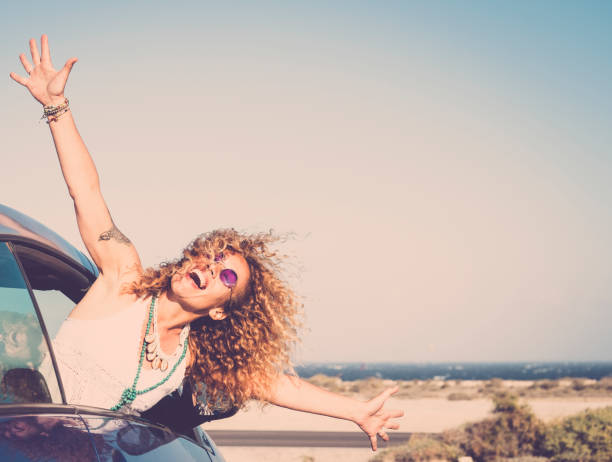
[
  {"x1": 43, "y1": 95, "x2": 67, "y2": 107},
  {"x1": 350, "y1": 400, "x2": 369, "y2": 425},
  {"x1": 41, "y1": 97, "x2": 70, "y2": 124}
]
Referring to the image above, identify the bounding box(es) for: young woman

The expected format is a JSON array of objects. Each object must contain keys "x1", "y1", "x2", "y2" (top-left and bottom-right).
[{"x1": 10, "y1": 35, "x2": 403, "y2": 451}]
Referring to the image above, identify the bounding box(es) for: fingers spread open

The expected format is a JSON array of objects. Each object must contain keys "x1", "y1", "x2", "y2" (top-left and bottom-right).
[
  {"x1": 370, "y1": 434, "x2": 377, "y2": 451},
  {"x1": 378, "y1": 430, "x2": 389, "y2": 441},
  {"x1": 385, "y1": 422, "x2": 400, "y2": 430},
  {"x1": 29, "y1": 38, "x2": 41, "y2": 65},
  {"x1": 19, "y1": 54, "x2": 33, "y2": 74},
  {"x1": 9, "y1": 72, "x2": 28, "y2": 86},
  {"x1": 41, "y1": 34, "x2": 52, "y2": 64}
]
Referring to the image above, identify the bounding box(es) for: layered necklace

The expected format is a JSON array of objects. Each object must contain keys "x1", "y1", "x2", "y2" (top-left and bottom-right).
[
  {"x1": 111, "y1": 296, "x2": 190, "y2": 411},
  {"x1": 145, "y1": 297, "x2": 190, "y2": 372}
]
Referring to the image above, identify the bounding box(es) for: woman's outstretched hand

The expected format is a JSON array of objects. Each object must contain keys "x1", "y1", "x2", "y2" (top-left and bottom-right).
[
  {"x1": 10, "y1": 34, "x2": 77, "y2": 106},
  {"x1": 354, "y1": 386, "x2": 404, "y2": 451}
]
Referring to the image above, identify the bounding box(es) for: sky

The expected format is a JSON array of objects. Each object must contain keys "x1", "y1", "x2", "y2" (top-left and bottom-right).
[{"x1": 2, "y1": 1, "x2": 612, "y2": 362}]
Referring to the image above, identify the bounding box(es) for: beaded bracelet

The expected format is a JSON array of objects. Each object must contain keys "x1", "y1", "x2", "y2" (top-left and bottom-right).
[
  {"x1": 45, "y1": 107, "x2": 70, "y2": 124},
  {"x1": 41, "y1": 98, "x2": 70, "y2": 124}
]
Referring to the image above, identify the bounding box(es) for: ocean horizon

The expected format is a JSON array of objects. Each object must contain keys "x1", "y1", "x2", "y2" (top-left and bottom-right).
[{"x1": 295, "y1": 361, "x2": 612, "y2": 381}]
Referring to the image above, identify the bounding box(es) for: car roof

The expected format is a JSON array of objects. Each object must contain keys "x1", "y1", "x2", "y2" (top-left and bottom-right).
[{"x1": 0, "y1": 203, "x2": 98, "y2": 277}]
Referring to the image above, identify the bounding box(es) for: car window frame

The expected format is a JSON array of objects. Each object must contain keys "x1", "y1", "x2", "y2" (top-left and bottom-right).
[{"x1": 1, "y1": 237, "x2": 97, "y2": 405}]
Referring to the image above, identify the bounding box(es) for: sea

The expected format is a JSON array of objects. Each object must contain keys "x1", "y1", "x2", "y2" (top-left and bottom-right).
[{"x1": 295, "y1": 362, "x2": 612, "y2": 381}]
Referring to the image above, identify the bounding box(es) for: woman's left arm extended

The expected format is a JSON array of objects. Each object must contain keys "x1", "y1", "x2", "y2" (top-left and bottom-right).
[{"x1": 265, "y1": 374, "x2": 404, "y2": 451}]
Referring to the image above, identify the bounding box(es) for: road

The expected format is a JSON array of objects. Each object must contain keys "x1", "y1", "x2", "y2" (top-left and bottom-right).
[{"x1": 206, "y1": 430, "x2": 414, "y2": 448}]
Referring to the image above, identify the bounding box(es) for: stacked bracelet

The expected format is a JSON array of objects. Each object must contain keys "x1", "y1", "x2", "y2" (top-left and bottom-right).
[{"x1": 41, "y1": 98, "x2": 70, "y2": 124}]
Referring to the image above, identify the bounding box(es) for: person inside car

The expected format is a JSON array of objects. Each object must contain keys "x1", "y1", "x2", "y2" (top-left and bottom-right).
[{"x1": 10, "y1": 35, "x2": 403, "y2": 451}]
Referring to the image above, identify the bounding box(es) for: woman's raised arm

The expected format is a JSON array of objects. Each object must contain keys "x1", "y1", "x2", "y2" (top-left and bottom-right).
[{"x1": 10, "y1": 35, "x2": 140, "y2": 279}]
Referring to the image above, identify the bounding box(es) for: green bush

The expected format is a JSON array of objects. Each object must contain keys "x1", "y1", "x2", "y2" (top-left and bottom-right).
[
  {"x1": 485, "y1": 378, "x2": 505, "y2": 390},
  {"x1": 537, "y1": 380, "x2": 559, "y2": 390},
  {"x1": 369, "y1": 396, "x2": 612, "y2": 462},
  {"x1": 571, "y1": 379, "x2": 587, "y2": 391},
  {"x1": 595, "y1": 377, "x2": 612, "y2": 391},
  {"x1": 369, "y1": 434, "x2": 463, "y2": 462},
  {"x1": 305, "y1": 374, "x2": 344, "y2": 393},
  {"x1": 540, "y1": 406, "x2": 612, "y2": 462},
  {"x1": 492, "y1": 392, "x2": 521, "y2": 413},
  {"x1": 456, "y1": 394, "x2": 545, "y2": 462}
]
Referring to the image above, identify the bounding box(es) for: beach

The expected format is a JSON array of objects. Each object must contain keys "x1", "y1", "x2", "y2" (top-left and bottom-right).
[{"x1": 204, "y1": 380, "x2": 612, "y2": 462}]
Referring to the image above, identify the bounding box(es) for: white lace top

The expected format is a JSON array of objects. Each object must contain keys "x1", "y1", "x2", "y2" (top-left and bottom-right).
[{"x1": 49, "y1": 299, "x2": 189, "y2": 413}]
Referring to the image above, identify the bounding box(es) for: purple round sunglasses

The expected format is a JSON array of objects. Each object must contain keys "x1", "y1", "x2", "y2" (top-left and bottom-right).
[{"x1": 215, "y1": 253, "x2": 238, "y2": 288}]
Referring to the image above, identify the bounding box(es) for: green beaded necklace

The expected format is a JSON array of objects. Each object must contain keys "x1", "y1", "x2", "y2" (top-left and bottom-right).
[{"x1": 111, "y1": 296, "x2": 189, "y2": 411}]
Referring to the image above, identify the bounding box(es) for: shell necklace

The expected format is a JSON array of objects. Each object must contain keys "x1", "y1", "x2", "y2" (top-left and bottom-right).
[
  {"x1": 110, "y1": 296, "x2": 189, "y2": 411},
  {"x1": 145, "y1": 297, "x2": 190, "y2": 372}
]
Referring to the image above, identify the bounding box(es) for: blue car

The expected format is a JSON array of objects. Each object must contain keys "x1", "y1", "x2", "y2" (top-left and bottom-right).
[{"x1": 0, "y1": 203, "x2": 229, "y2": 461}]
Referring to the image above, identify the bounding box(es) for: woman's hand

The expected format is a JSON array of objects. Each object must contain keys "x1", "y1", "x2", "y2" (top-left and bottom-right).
[
  {"x1": 10, "y1": 34, "x2": 77, "y2": 106},
  {"x1": 354, "y1": 386, "x2": 404, "y2": 451},
  {"x1": 266, "y1": 376, "x2": 405, "y2": 452}
]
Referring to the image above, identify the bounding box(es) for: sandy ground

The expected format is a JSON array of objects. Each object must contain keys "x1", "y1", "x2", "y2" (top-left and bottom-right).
[{"x1": 204, "y1": 396, "x2": 612, "y2": 462}]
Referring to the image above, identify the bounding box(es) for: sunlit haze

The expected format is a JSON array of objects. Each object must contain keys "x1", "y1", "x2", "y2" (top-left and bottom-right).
[{"x1": 2, "y1": 1, "x2": 612, "y2": 362}]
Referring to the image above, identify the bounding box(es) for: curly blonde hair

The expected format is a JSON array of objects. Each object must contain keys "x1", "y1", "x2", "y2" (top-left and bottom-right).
[{"x1": 130, "y1": 229, "x2": 302, "y2": 409}]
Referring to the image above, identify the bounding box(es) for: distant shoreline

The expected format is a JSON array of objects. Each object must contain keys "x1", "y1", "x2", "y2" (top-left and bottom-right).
[
  {"x1": 305, "y1": 375, "x2": 612, "y2": 400},
  {"x1": 296, "y1": 361, "x2": 612, "y2": 381}
]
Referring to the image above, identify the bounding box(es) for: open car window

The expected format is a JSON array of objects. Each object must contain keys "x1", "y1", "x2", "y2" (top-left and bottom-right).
[
  {"x1": 12, "y1": 244, "x2": 91, "y2": 339},
  {"x1": 0, "y1": 243, "x2": 60, "y2": 404}
]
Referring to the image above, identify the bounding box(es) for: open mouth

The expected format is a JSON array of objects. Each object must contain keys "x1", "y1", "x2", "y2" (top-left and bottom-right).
[{"x1": 189, "y1": 271, "x2": 206, "y2": 290}]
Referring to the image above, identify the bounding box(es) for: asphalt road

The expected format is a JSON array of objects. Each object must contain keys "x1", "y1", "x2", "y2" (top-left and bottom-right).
[{"x1": 206, "y1": 430, "x2": 414, "y2": 448}]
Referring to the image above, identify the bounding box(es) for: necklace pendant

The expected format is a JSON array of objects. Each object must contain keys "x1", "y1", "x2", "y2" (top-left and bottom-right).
[
  {"x1": 145, "y1": 332, "x2": 156, "y2": 344},
  {"x1": 146, "y1": 351, "x2": 156, "y2": 362},
  {"x1": 147, "y1": 341, "x2": 158, "y2": 354},
  {"x1": 160, "y1": 359, "x2": 168, "y2": 372},
  {"x1": 152, "y1": 357, "x2": 161, "y2": 370}
]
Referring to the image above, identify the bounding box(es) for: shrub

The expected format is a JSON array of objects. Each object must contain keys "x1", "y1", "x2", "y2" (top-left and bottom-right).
[
  {"x1": 457, "y1": 394, "x2": 545, "y2": 462},
  {"x1": 356, "y1": 377, "x2": 386, "y2": 394},
  {"x1": 571, "y1": 379, "x2": 587, "y2": 391},
  {"x1": 370, "y1": 434, "x2": 463, "y2": 462},
  {"x1": 493, "y1": 393, "x2": 521, "y2": 413},
  {"x1": 595, "y1": 377, "x2": 612, "y2": 391},
  {"x1": 540, "y1": 406, "x2": 612, "y2": 462},
  {"x1": 305, "y1": 374, "x2": 344, "y2": 393},
  {"x1": 486, "y1": 378, "x2": 505, "y2": 389},
  {"x1": 537, "y1": 380, "x2": 558, "y2": 390}
]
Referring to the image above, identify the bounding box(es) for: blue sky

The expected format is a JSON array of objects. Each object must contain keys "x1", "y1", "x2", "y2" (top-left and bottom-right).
[{"x1": 2, "y1": 1, "x2": 612, "y2": 361}]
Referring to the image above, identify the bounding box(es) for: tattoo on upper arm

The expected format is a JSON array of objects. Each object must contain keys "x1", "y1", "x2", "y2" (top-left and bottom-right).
[{"x1": 98, "y1": 225, "x2": 131, "y2": 245}]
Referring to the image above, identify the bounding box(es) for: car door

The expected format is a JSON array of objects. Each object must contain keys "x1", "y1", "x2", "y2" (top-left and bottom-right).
[{"x1": 77, "y1": 414, "x2": 224, "y2": 461}]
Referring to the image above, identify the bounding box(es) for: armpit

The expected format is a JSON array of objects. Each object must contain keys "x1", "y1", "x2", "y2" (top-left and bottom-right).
[{"x1": 98, "y1": 225, "x2": 131, "y2": 245}]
